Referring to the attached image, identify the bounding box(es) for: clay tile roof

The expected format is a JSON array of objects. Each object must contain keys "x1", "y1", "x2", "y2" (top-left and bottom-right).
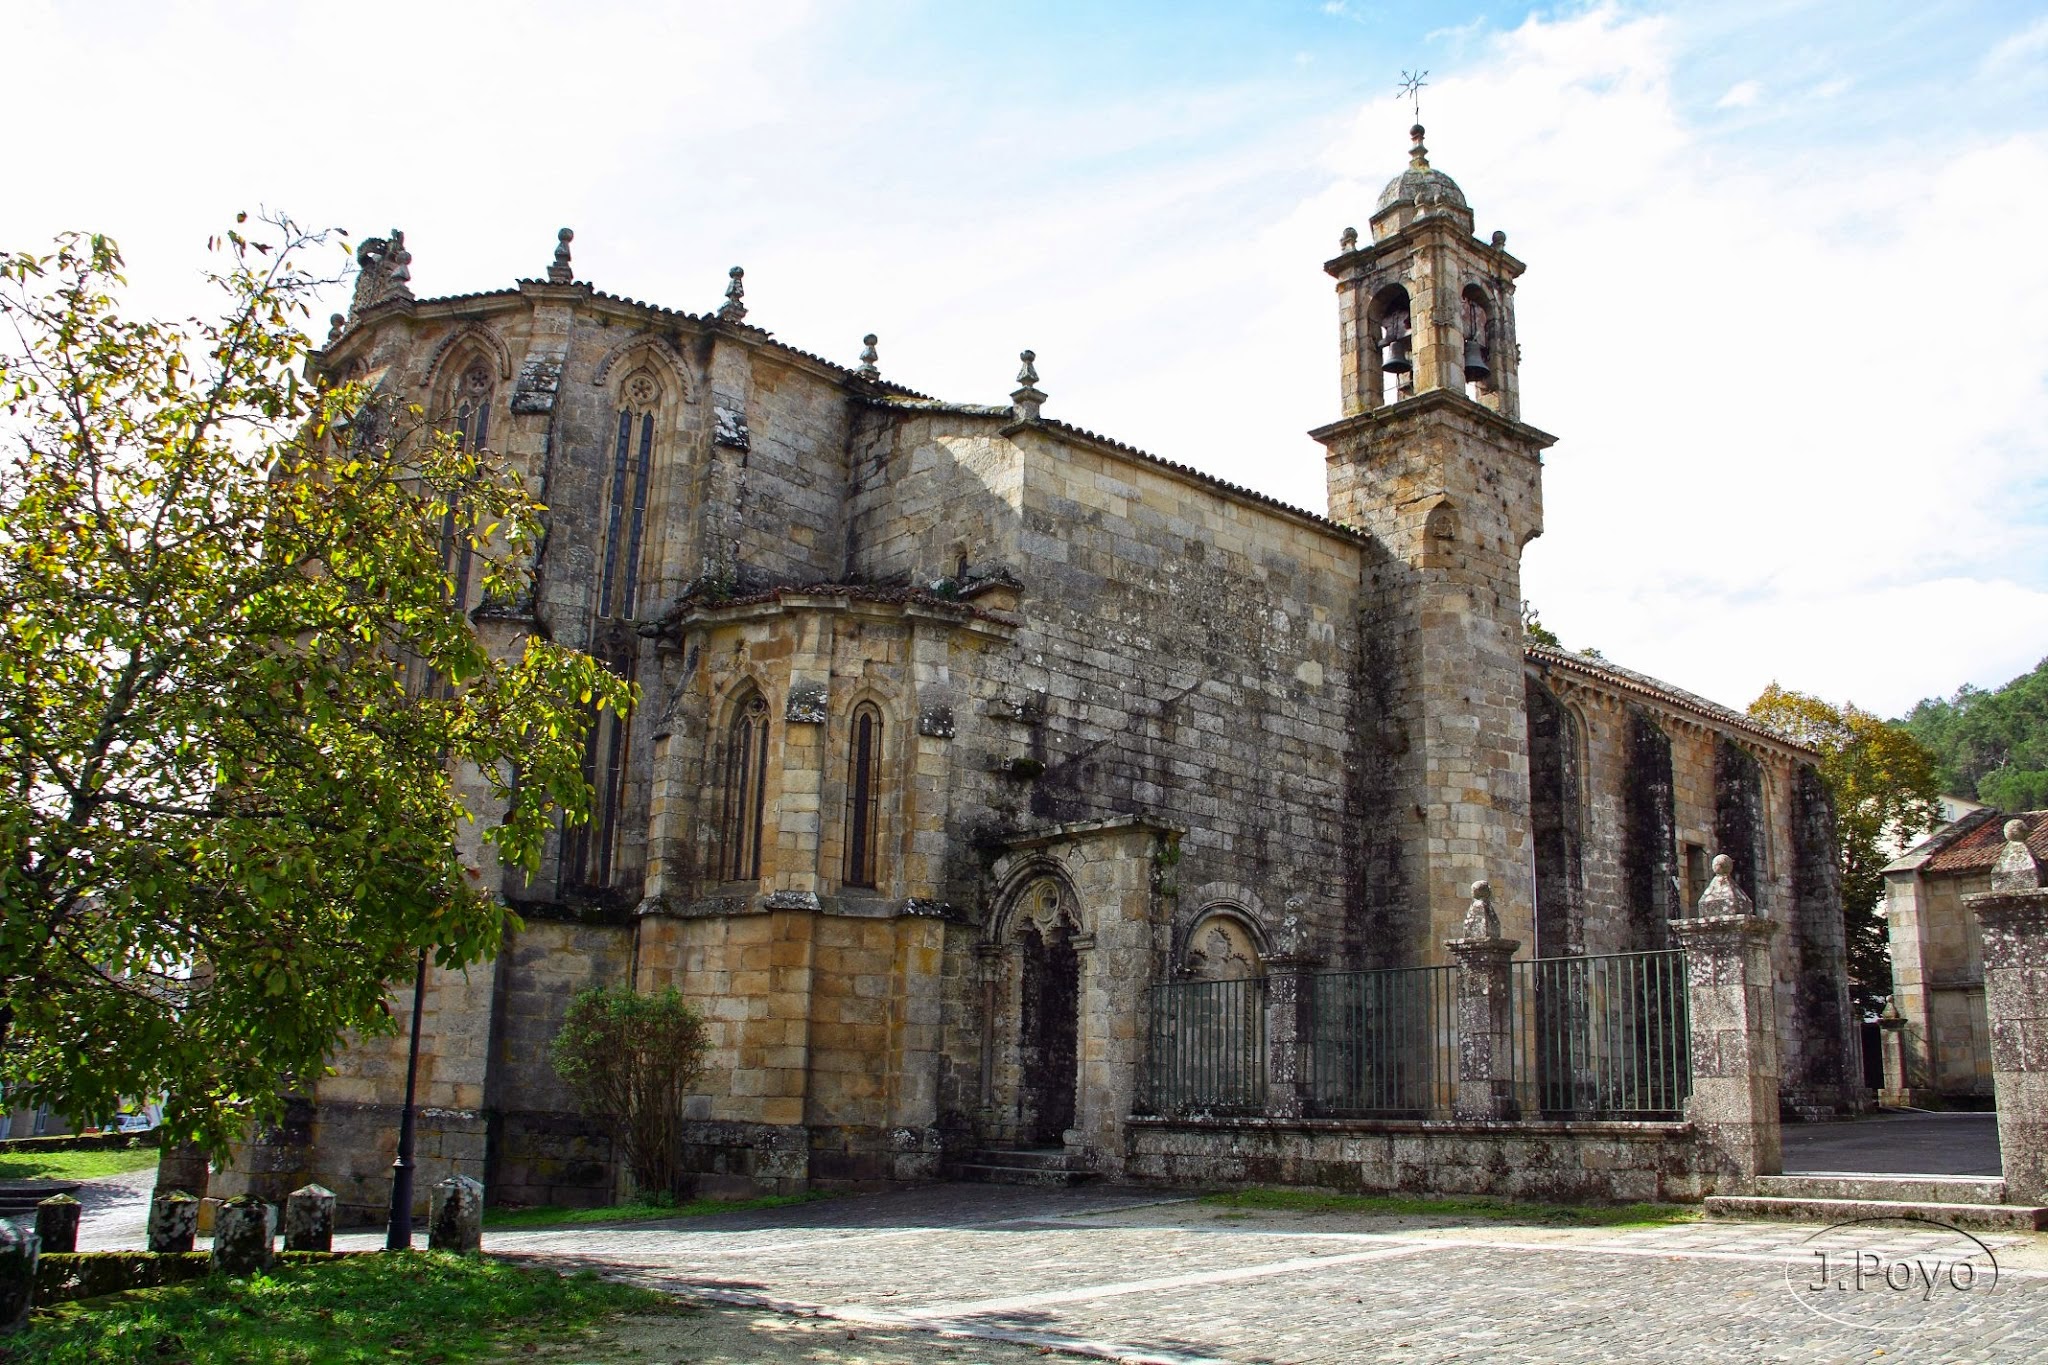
[
  {"x1": 1031, "y1": 418, "x2": 1370, "y2": 542},
  {"x1": 1923, "y1": 810, "x2": 2048, "y2": 874},
  {"x1": 671, "y1": 581, "x2": 1011, "y2": 624},
  {"x1": 1524, "y1": 644, "x2": 1811, "y2": 752}
]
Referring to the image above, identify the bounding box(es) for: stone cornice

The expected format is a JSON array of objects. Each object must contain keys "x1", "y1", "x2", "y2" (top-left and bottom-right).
[
  {"x1": 1309, "y1": 387, "x2": 1556, "y2": 454},
  {"x1": 996, "y1": 813, "x2": 1186, "y2": 852}
]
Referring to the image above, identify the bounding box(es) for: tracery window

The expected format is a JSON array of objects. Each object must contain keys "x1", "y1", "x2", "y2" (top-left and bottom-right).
[
  {"x1": 564, "y1": 369, "x2": 661, "y2": 889},
  {"x1": 441, "y1": 360, "x2": 493, "y2": 614},
  {"x1": 844, "y1": 704, "x2": 883, "y2": 888},
  {"x1": 720, "y1": 692, "x2": 771, "y2": 882},
  {"x1": 598, "y1": 370, "x2": 660, "y2": 622}
]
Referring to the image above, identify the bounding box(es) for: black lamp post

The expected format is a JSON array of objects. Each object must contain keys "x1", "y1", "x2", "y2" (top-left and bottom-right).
[{"x1": 385, "y1": 947, "x2": 429, "y2": 1249}]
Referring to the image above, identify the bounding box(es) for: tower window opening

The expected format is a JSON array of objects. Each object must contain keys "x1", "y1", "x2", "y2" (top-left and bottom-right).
[
  {"x1": 1461, "y1": 286, "x2": 1495, "y2": 399},
  {"x1": 1371, "y1": 286, "x2": 1414, "y2": 405}
]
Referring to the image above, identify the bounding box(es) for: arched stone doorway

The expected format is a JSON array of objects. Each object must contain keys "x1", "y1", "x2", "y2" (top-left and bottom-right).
[{"x1": 984, "y1": 876, "x2": 1084, "y2": 1147}]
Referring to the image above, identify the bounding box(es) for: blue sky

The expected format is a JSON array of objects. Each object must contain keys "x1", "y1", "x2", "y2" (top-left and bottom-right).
[{"x1": 9, "y1": 1, "x2": 2048, "y2": 716}]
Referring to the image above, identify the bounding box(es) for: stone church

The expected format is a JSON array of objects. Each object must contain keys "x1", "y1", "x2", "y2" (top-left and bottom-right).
[{"x1": 221, "y1": 127, "x2": 1862, "y2": 1221}]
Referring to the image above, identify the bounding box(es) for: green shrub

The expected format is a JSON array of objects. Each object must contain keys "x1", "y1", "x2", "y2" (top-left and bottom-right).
[{"x1": 550, "y1": 986, "x2": 709, "y2": 1199}]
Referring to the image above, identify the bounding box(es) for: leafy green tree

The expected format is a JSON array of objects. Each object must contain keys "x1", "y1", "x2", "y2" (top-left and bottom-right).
[
  {"x1": 0, "y1": 219, "x2": 633, "y2": 1152},
  {"x1": 1749, "y1": 684, "x2": 1943, "y2": 1010},
  {"x1": 1901, "y1": 658, "x2": 2048, "y2": 809},
  {"x1": 550, "y1": 987, "x2": 709, "y2": 1199}
]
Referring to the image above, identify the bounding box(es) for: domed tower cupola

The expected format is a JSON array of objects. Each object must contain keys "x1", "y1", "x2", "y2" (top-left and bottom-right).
[
  {"x1": 1372, "y1": 125, "x2": 1474, "y2": 240},
  {"x1": 1326, "y1": 124, "x2": 1524, "y2": 423}
]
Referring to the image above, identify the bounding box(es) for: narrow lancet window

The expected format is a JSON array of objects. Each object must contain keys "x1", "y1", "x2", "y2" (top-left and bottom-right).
[
  {"x1": 844, "y1": 705, "x2": 882, "y2": 888},
  {"x1": 442, "y1": 360, "x2": 494, "y2": 613},
  {"x1": 597, "y1": 371, "x2": 660, "y2": 621},
  {"x1": 721, "y1": 693, "x2": 771, "y2": 882}
]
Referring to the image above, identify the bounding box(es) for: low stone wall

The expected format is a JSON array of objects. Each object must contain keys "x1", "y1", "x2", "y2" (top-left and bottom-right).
[
  {"x1": 488, "y1": 1109, "x2": 617, "y2": 1210},
  {"x1": 1125, "y1": 1115, "x2": 1710, "y2": 1204},
  {"x1": 303, "y1": 1101, "x2": 488, "y2": 1227}
]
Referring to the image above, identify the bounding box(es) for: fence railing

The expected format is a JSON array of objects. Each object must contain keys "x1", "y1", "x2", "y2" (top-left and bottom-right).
[
  {"x1": 1509, "y1": 949, "x2": 1691, "y2": 1117},
  {"x1": 1144, "y1": 975, "x2": 1267, "y2": 1116},
  {"x1": 1139, "y1": 948, "x2": 1690, "y2": 1123},
  {"x1": 1306, "y1": 964, "x2": 1457, "y2": 1116}
]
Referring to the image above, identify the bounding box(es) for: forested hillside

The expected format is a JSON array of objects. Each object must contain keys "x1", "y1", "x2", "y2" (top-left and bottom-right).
[{"x1": 1900, "y1": 657, "x2": 2048, "y2": 811}]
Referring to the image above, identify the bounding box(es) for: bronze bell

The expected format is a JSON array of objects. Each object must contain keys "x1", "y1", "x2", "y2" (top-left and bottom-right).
[
  {"x1": 1463, "y1": 334, "x2": 1491, "y2": 383},
  {"x1": 1382, "y1": 334, "x2": 1413, "y2": 375}
]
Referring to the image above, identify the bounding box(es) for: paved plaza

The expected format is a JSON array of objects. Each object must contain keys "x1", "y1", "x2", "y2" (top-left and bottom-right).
[{"x1": 334, "y1": 1183, "x2": 2044, "y2": 1364}]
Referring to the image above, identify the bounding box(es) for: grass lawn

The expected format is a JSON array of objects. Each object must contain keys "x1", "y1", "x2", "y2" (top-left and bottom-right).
[
  {"x1": 1200, "y1": 1186, "x2": 1699, "y2": 1227},
  {"x1": 483, "y1": 1189, "x2": 828, "y2": 1230},
  {"x1": 1, "y1": 1251, "x2": 674, "y2": 1365},
  {"x1": 0, "y1": 1145, "x2": 160, "y2": 1182}
]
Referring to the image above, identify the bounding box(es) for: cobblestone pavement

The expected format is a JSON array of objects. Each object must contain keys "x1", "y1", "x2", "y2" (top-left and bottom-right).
[{"x1": 324, "y1": 1184, "x2": 2047, "y2": 1364}]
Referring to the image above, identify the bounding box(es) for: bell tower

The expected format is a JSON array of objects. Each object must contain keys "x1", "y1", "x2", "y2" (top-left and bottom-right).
[{"x1": 1313, "y1": 124, "x2": 1557, "y2": 968}]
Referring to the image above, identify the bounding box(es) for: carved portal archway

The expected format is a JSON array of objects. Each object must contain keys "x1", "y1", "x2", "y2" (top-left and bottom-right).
[{"x1": 982, "y1": 875, "x2": 1083, "y2": 1147}]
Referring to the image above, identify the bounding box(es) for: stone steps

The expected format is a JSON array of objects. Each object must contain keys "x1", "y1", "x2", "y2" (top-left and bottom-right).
[
  {"x1": 1707, "y1": 1190, "x2": 2047, "y2": 1233},
  {"x1": 944, "y1": 1148, "x2": 1099, "y2": 1188},
  {"x1": 0, "y1": 1180, "x2": 81, "y2": 1217},
  {"x1": 1758, "y1": 1174, "x2": 2010, "y2": 1206}
]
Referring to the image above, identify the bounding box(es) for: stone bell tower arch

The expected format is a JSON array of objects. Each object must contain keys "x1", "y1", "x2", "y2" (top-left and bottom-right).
[{"x1": 1313, "y1": 124, "x2": 1558, "y2": 967}]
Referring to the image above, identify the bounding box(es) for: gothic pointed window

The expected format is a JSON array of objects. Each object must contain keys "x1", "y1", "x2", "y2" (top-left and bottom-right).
[
  {"x1": 598, "y1": 370, "x2": 660, "y2": 622},
  {"x1": 844, "y1": 704, "x2": 882, "y2": 888},
  {"x1": 565, "y1": 368, "x2": 662, "y2": 890},
  {"x1": 441, "y1": 360, "x2": 494, "y2": 614},
  {"x1": 720, "y1": 692, "x2": 771, "y2": 882}
]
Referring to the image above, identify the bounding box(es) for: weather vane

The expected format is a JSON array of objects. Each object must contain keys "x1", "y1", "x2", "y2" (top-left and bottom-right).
[{"x1": 1398, "y1": 69, "x2": 1429, "y2": 123}]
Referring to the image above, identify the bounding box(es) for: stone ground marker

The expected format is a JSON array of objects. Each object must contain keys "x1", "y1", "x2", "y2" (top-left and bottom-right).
[
  {"x1": 35, "y1": 1193, "x2": 81, "y2": 1254},
  {"x1": 148, "y1": 1188, "x2": 200, "y2": 1253},
  {"x1": 0, "y1": 1221, "x2": 37, "y2": 1334},
  {"x1": 428, "y1": 1174, "x2": 483, "y2": 1253},
  {"x1": 211, "y1": 1195, "x2": 276, "y2": 1276},
  {"x1": 284, "y1": 1183, "x2": 336, "y2": 1252}
]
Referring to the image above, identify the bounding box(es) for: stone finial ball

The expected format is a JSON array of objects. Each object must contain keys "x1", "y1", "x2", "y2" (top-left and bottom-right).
[
  {"x1": 729, "y1": 265, "x2": 743, "y2": 278},
  {"x1": 863, "y1": 333, "x2": 877, "y2": 346},
  {"x1": 2007, "y1": 819, "x2": 2029, "y2": 843},
  {"x1": 1020, "y1": 349, "x2": 1035, "y2": 363},
  {"x1": 1713, "y1": 853, "x2": 1733, "y2": 876},
  {"x1": 558, "y1": 227, "x2": 573, "y2": 242},
  {"x1": 1470, "y1": 879, "x2": 1491, "y2": 900}
]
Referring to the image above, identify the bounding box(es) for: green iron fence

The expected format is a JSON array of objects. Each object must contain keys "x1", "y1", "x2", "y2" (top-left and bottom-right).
[
  {"x1": 1139, "y1": 949, "x2": 1690, "y2": 1122},
  {"x1": 1510, "y1": 948, "x2": 1690, "y2": 1117},
  {"x1": 1306, "y1": 964, "x2": 1457, "y2": 1116},
  {"x1": 1143, "y1": 975, "x2": 1267, "y2": 1115}
]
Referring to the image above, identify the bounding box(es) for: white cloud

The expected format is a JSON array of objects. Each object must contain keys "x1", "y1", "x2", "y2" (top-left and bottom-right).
[
  {"x1": 5, "y1": 2, "x2": 2043, "y2": 719},
  {"x1": 1716, "y1": 79, "x2": 1763, "y2": 108}
]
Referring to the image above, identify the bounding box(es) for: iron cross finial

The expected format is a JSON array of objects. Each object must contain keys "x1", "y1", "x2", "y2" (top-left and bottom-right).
[{"x1": 1398, "y1": 69, "x2": 1429, "y2": 123}]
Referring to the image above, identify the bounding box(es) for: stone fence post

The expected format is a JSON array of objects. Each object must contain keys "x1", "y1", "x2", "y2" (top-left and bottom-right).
[
  {"x1": 1261, "y1": 905, "x2": 1320, "y2": 1119},
  {"x1": 147, "y1": 1189, "x2": 200, "y2": 1254},
  {"x1": 212, "y1": 1195, "x2": 276, "y2": 1276},
  {"x1": 1876, "y1": 1000, "x2": 1913, "y2": 1109},
  {"x1": 429, "y1": 1174, "x2": 483, "y2": 1253},
  {"x1": 35, "y1": 1194, "x2": 81, "y2": 1254},
  {"x1": 1447, "y1": 881, "x2": 1520, "y2": 1121},
  {"x1": 0, "y1": 1221, "x2": 37, "y2": 1335},
  {"x1": 1668, "y1": 854, "x2": 1781, "y2": 1194},
  {"x1": 285, "y1": 1184, "x2": 336, "y2": 1253},
  {"x1": 1964, "y1": 820, "x2": 2048, "y2": 1204}
]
